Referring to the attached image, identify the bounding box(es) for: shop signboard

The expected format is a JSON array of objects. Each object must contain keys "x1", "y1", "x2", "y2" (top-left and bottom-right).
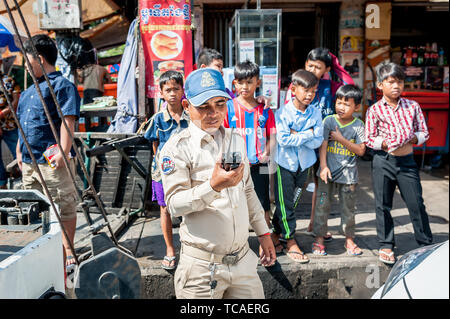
[
  {"x1": 365, "y1": 2, "x2": 391, "y2": 40},
  {"x1": 139, "y1": 0, "x2": 193, "y2": 98},
  {"x1": 239, "y1": 40, "x2": 255, "y2": 63},
  {"x1": 37, "y1": 0, "x2": 82, "y2": 30}
]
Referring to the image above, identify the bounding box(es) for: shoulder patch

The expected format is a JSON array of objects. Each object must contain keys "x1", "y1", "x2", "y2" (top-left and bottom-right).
[{"x1": 161, "y1": 156, "x2": 175, "y2": 175}]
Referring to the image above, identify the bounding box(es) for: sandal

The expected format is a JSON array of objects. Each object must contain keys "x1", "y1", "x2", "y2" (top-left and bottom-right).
[
  {"x1": 285, "y1": 250, "x2": 310, "y2": 264},
  {"x1": 312, "y1": 242, "x2": 327, "y2": 256},
  {"x1": 345, "y1": 243, "x2": 362, "y2": 256},
  {"x1": 161, "y1": 256, "x2": 177, "y2": 270},
  {"x1": 378, "y1": 249, "x2": 396, "y2": 265}
]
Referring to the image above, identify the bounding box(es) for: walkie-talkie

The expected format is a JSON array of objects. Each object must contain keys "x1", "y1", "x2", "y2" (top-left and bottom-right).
[{"x1": 221, "y1": 127, "x2": 242, "y2": 171}]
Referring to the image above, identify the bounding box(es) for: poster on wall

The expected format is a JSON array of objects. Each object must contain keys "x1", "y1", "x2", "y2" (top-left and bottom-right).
[
  {"x1": 260, "y1": 68, "x2": 278, "y2": 109},
  {"x1": 239, "y1": 40, "x2": 255, "y2": 63},
  {"x1": 140, "y1": 0, "x2": 193, "y2": 98},
  {"x1": 340, "y1": 35, "x2": 364, "y2": 54},
  {"x1": 340, "y1": 53, "x2": 363, "y2": 88}
]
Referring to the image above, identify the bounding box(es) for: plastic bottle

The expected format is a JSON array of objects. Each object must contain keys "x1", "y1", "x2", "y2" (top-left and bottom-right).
[
  {"x1": 417, "y1": 46, "x2": 424, "y2": 66},
  {"x1": 438, "y1": 48, "x2": 445, "y2": 66},
  {"x1": 401, "y1": 47, "x2": 406, "y2": 66},
  {"x1": 405, "y1": 47, "x2": 413, "y2": 66},
  {"x1": 432, "y1": 52, "x2": 439, "y2": 66},
  {"x1": 425, "y1": 43, "x2": 431, "y2": 66},
  {"x1": 78, "y1": 117, "x2": 86, "y2": 132},
  {"x1": 431, "y1": 42, "x2": 438, "y2": 53},
  {"x1": 412, "y1": 46, "x2": 418, "y2": 66},
  {"x1": 92, "y1": 116, "x2": 99, "y2": 127}
]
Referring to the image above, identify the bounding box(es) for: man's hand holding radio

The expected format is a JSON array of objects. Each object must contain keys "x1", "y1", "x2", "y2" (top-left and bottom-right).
[{"x1": 210, "y1": 160, "x2": 244, "y2": 192}]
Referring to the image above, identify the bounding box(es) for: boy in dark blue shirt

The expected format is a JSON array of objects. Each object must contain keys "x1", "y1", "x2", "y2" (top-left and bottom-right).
[{"x1": 144, "y1": 70, "x2": 189, "y2": 270}]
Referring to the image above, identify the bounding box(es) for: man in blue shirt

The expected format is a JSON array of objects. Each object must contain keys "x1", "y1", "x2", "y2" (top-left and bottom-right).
[
  {"x1": 273, "y1": 69, "x2": 323, "y2": 263},
  {"x1": 16, "y1": 35, "x2": 81, "y2": 272}
]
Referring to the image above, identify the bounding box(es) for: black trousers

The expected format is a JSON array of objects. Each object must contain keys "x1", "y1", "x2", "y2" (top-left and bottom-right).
[
  {"x1": 372, "y1": 152, "x2": 433, "y2": 250},
  {"x1": 250, "y1": 163, "x2": 271, "y2": 212},
  {"x1": 273, "y1": 164, "x2": 308, "y2": 240}
]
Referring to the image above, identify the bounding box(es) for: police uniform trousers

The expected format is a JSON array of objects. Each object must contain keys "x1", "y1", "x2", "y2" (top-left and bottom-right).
[{"x1": 174, "y1": 246, "x2": 264, "y2": 299}]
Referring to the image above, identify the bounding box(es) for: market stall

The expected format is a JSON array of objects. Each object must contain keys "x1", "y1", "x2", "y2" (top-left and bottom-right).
[{"x1": 364, "y1": 1, "x2": 449, "y2": 167}]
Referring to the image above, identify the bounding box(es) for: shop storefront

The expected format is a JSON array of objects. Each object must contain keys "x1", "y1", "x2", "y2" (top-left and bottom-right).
[
  {"x1": 196, "y1": 0, "x2": 341, "y2": 107},
  {"x1": 363, "y1": 0, "x2": 449, "y2": 165}
]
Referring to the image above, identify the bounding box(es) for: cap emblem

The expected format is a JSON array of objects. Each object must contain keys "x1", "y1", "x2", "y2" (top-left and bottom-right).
[{"x1": 201, "y1": 71, "x2": 216, "y2": 88}]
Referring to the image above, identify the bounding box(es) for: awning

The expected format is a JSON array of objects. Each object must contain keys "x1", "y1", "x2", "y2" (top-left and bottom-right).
[{"x1": 80, "y1": 15, "x2": 130, "y2": 50}]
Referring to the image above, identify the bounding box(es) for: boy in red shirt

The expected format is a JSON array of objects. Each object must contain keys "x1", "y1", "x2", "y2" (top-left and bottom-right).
[
  {"x1": 224, "y1": 60, "x2": 276, "y2": 236},
  {"x1": 365, "y1": 62, "x2": 433, "y2": 264}
]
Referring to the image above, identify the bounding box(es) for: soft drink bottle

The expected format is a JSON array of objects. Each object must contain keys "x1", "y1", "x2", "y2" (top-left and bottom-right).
[{"x1": 78, "y1": 117, "x2": 86, "y2": 132}]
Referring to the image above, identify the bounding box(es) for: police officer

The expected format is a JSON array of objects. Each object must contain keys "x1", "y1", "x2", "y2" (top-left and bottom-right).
[{"x1": 160, "y1": 68, "x2": 276, "y2": 299}]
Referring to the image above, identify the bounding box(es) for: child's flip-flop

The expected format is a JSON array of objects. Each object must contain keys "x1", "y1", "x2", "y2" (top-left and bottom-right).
[
  {"x1": 285, "y1": 250, "x2": 310, "y2": 263},
  {"x1": 345, "y1": 244, "x2": 363, "y2": 256},
  {"x1": 161, "y1": 256, "x2": 177, "y2": 270},
  {"x1": 378, "y1": 250, "x2": 396, "y2": 264},
  {"x1": 312, "y1": 242, "x2": 327, "y2": 256}
]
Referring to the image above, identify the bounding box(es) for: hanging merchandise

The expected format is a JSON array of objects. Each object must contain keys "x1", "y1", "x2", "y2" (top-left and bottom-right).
[
  {"x1": 107, "y1": 19, "x2": 139, "y2": 134},
  {"x1": 139, "y1": 0, "x2": 193, "y2": 98},
  {"x1": 55, "y1": 35, "x2": 95, "y2": 83}
]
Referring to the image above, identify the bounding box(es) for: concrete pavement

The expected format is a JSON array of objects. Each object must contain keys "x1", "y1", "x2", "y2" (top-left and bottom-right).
[{"x1": 117, "y1": 158, "x2": 449, "y2": 298}]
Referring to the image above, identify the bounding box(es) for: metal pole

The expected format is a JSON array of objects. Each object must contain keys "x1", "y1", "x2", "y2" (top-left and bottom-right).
[
  {"x1": 24, "y1": 67, "x2": 27, "y2": 89},
  {"x1": 5, "y1": 0, "x2": 122, "y2": 248}
]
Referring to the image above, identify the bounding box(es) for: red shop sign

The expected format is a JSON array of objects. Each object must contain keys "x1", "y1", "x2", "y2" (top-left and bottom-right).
[{"x1": 139, "y1": 0, "x2": 193, "y2": 98}]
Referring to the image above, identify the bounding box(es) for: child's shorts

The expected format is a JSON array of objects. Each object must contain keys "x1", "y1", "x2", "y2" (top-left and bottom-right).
[
  {"x1": 152, "y1": 180, "x2": 166, "y2": 207},
  {"x1": 250, "y1": 163, "x2": 271, "y2": 212}
]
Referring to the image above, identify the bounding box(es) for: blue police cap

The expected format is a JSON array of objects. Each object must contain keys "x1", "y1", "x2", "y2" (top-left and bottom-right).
[{"x1": 184, "y1": 68, "x2": 231, "y2": 107}]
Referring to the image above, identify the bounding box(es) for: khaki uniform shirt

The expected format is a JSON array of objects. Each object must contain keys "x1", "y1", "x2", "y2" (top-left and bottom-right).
[{"x1": 160, "y1": 122, "x2": 270, "y2": 255}]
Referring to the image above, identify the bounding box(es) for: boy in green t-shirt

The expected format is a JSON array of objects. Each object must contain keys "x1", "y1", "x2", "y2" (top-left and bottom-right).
[{"x1": 312, "y1": 85, "x2": 366, "y2": 256}]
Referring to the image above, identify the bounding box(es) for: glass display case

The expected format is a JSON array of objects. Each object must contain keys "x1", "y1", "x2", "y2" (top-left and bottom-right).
[{"x1": 228, "y1": 9, "x2": 282, "y2": 109}]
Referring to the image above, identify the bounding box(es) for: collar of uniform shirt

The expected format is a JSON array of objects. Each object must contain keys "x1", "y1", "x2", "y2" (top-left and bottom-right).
[{"x1": 188, "y1": 122, "x2": 227, "y2": 147}]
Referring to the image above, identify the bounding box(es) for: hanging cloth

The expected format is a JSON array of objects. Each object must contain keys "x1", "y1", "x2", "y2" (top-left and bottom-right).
[{"x1": 107, "y1": 18, "x2": 138, "y2": 133}]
